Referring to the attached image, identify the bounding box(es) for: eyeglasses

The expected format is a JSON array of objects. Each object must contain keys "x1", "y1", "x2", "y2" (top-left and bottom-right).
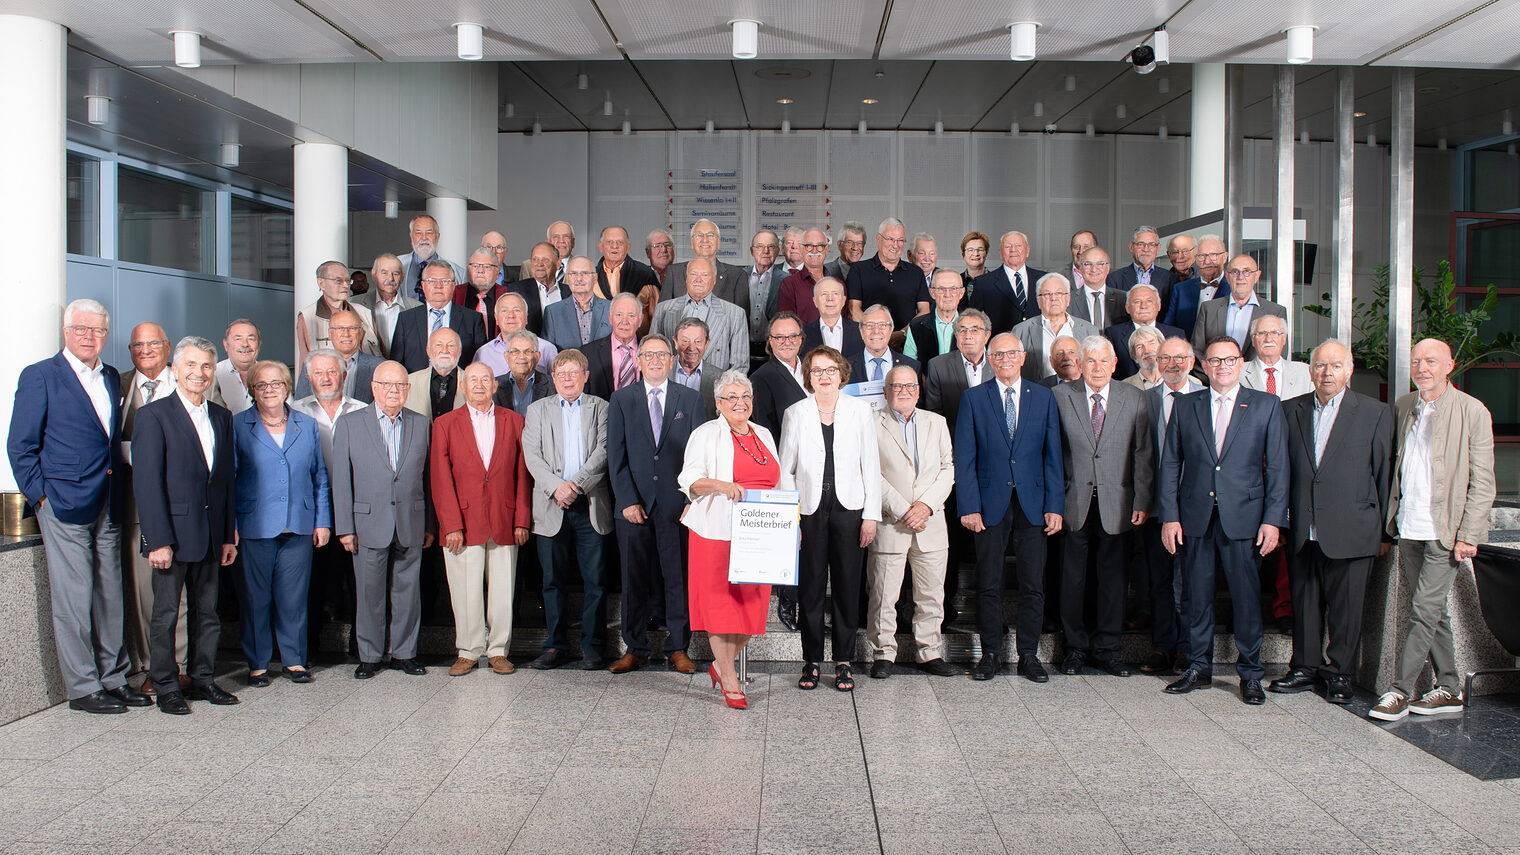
[
  {"x1": 718, "y1": 394, "x2": 754, "y2": 404},
  {"x1": 860, "y1": 322, "x2": 893, "y2": 332},
  {"x1": 1132, "y1": 241, "x2": 1160, "y2": 250},
  {"x1": 1253, "y1": 330, "x2": 1285, "y2": 338},
  {"x1": 66, "y1": 325, "x2": 108, "y2": 338},
  {"x1": 552, "y1": 370, "x2": 585, "y2": 379},
  {"x1": 955, "y1": 326, "x2": 988, "y2": 335},
  {"x1": 885, "y1": 382, "x2": 919, "y2": 392},
  {"x1": 750, "y1": 244, "x2": 778, "y2": 252},
  {"x1": 1078, "y1": 261, "x2": 1110, "y2": 269},
  {"x1": 1197, "y1": 251, "x2": 1228, "y2": 260},
  {"x1": 373, "y1": 381, "x2": 408, "y2": 391},
  {"x1": 989, "y1": 350, "x2": 1024, "y2": 360},
  {"x1": 1158, "y1": 355, "x2": 1191, "y2": 364},
  {"x1": 329, "y1": 325, "x2": 364, "y2": 333},
  {"x1": 1036, "y1": 291, "x2": 1066, "y2": 299},
  {"x1": 128, "y1": 340, "x2": 169, "y2": 350},
  {"x1": 840, "y1": 239, "x2": 866, "y2": 248},
  {"x1": 317, "y1": 275, "x2": 347, "y2": 283},
  {"x1": 422, "y1": 277, "x2": 454, "y2": 285},
  {"x1": 565, "y1": 270, "x2": 594, "y2": 278},
  {"x1": 929, "y1": 285, "x2": 964, "y2": 293},
  {"x1": 253, "y1": 381, "x2": 287, "y2": 392},
  {"x1": 648, "y1": 242, "x2": 674, "y2": 251},
  {"x1": 808, "y1": 366, "x2": 840, "y2": 376},
  {"x1": 692, "y1": 231, "x2": 719, "y2": 240},
  {"x1": 637, "y1": 351, "x2": 672, "y2": 361},
  {"x1": 768, "y1": 332, "x2": 803, "y2": 342},
  {"x1": 802, "y1": 242, "x2": 828, "y2": 249},
  {"x1": 1204, "y1": 356, "x2": 1241, "y2": 367},
  {"x1": 506, "y1": 348, "x2": 538, "y2": 357},
  {"x1": 467, "y1": 263, "x2": 498, "y2": 271},
  {"x1": 1225, "y1": 268, "x2": 1258, "y2": 278},
  {"x1": 1167, "y1": 247, "x2": 1195, "y2": 256}
]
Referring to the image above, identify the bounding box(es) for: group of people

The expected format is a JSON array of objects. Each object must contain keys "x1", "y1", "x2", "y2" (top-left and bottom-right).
[{"x1": 8, "y1": 211, "x2": 1494, "y2": 716}]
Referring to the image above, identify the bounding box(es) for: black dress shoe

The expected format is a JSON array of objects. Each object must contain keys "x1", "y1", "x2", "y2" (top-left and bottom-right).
[
  {"x1": 777, "y1": 600, "x2": 799, "y2": 631},
  {"x1": 393, "y1": 658, "x2": 427, "y2": 676},
  {"x1": 106, "y1": 684, "x2": 153, "y2": 707},
  {"x1": 1165, "y1": 668, "x2": 1211, "y2": 694},
  {"x1": 1241, "y1": 679, "x2": 1266, "y2": 705},
  {"x1": 1094, "y1": 657, "x2": 1131, "y2": 678},
  {"x1": 1140, "y1": 651, "x2": 1171, "y2": 674},
  {"x1": 1276, "y1": 616, "x2": 1294, "y2": 635},
  {"x1": 185, "y1": 682, "x2": 240, "y2": 705},
  {"x1": 286, "y1": 668, "x2": 314, "y2": 684},
  {"x1": 1017, "y1": 657, "x2": 1049, "y2": 683},
  {"x1": 1325, "y1": 676, "x2": 1353, "y2": 705},
  {"x1": 869, "y1": 659, "x2": 892, "y2": 679},
  {"x1": 1060, "y1": 650, "x2": 1085, "y2": 675},
  {"x1": 1268, "y1": 668, "x2": 1317, "y2": 694},
  {"x1": 156, "y1": 691, "x2": 190, "y2": 715},
  {"x1": 354, "y1": 662, "x2": 381, "y2": 679},
  {"x1": 247, "y1": 672, "x2": 272, "y2": 688},
  {"x1": 580, "y1": 655, "x2": 605, "y2": 671},
  {"x1": 530, "y1": 649, "x2": 572, "y2": 670},
  {"x1": 972, "y1": 654, "x2": 999, "y2": 681},
  {"x1": 68, "y1": 690, "x2": 127, "y2": 715},
  {"x1": 920, "y1": 658, "x2": 957, "y2": 677}
]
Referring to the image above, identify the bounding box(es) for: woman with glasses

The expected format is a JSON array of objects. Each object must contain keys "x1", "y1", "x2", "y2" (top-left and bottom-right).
[
  {"x1": 777, "y1": 346, "x2": 881, "y2": 691},
  {"x1": 231, "y1": 360, "x2": 331, "y2": 686},
  {"x1": 679, "y1": 371, "x2": 780, "y2": 709},
  {"x1": 960, "y1": 231, "x2": 990, "y2": 290}
]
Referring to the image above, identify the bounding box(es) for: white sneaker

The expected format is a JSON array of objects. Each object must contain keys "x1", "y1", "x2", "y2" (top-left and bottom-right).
[
  {"x1": 1368, "y1": 691, "x2": 1409, "y2": 722},
  {"x1": 1409, "y1": 687, "x2": 1463, "y2": 715}
]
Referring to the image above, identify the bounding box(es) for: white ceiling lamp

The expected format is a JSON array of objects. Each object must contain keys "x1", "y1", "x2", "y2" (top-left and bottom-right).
[
  {"x1": 1366, "y1": 132, "x2": 1376, "y2": 147},
  {"x1": 1065, "y1": 76, "x2": 1077, "y2": 92},
  {"x1": 1008, "y1": 22, "x2": 1038, "y2": 61},
  {"x1": 577, "y1": 72, "x2": 588, "y2": 90},
  {"x1": 532, "y1": 118, "x2": 542, "y2": 135},
  {"x1": 730, "y1": 19, "x2": 760, "y2": 59},
  {"x1": 1158, "y1": 78, "x2": 1170, "y2": 94},
  {"x1": 455, "y1": 23, "x2": 483, "y2": 60},
  {"x1": 1085, "y1": 123, "x2": 1095, "y2": 137},
  {"x1": 170, "y1": 30, "x2": 201, "y2": 68},
  {"x1": 1284, "y1": 26, "x2": 1315, "y2": 64},
  {"x1": 1158, "y1": 124, "x2": 1168, "y2": 139},
  {"x1": 705, "y1": 119, "x2": 715, "y2": 134},
  {"x1": 934, "y1": 118, "x2": 944, "y2": 136},
  {"x1": 502, "y1": 101, "x2": 515, "y2": 119},
  {"x1": 384, "y1": 194, "x2": 399, "y2": 219},
  {"x1": 1300, "y1": 130, "x2": 1309, "y2": 145},
  {"x1": 622, "y1": 118, "x2": 632, "y2": 135},
  {"x1": 1503, "y1": 111, "x2": 1513, "y2": 135},
  {"x1": 780, "y1": 118, "x2": 791, "y2": 134},
  {"x1": 219, "y1": 143, "x2": 240, "y2": 167},
  {"x1": 858, "y1": 118, "x2": 867, "y2": 134},
  {"x1": 1116, "y1": 104, "x2": 1127, "y2": 119},
  {"x1": 85, "y1": 95, "x2": 109, "y2": 126},
  {"x1": 1010, "y1": 121, "x2": 1020, "y2": 135},
  {"x1": 1032, "y1": 101, "x2": 1044, "y2": 118},
  {"x1": 603, "y1": 93, "x2": 614, "y2": 116}
]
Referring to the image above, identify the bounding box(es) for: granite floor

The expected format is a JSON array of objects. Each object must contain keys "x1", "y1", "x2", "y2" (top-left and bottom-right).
[{"x1": 2, "y1": 660, "x2": 1520, "y2": 855}]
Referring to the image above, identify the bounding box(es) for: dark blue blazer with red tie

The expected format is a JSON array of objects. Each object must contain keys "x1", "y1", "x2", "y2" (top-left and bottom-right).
[
  {"x1": 7, "y1": 352, "x2": 124, "y2": 525},
  {"x1": 953, "y1": 378, "x2": 1063, "y2": 529}
]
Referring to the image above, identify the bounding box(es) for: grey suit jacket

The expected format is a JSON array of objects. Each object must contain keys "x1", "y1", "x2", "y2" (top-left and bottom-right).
[
  {"x1": 1011, "y1": 315, "x2": 1101, "y2": 383},
  {"x1": 1067, "y1": 285, "x2": 1130, "y2": 329},
  {"x1": 330, "y1": 404, "x2": 430, "y2": 549},
  {"x1": 922, "y1": 351, "x2": 986, "y2": 432},
  {"x1": 1240, "y1": 358, "x2": 1311, "y2": 400},
  {"x1": 1054, "y1": 380, "x2": 1154, "y2": 534},
  {"x1": 674, "y1": 361, "x2": 724, "y2": 421},
  {"x1": 662, "y1": 259, "x2": 751, "y2": 315},
  {"x1": 823, "y1": 258, "x2": 852, "y2": 283},
  {"x1": 521, "y1": 393, "x2": 613, "y2": 536},
  {"x1": 398, "y1": 252, "x2": 466, "y2": 300},
  {"x1": 651, "y1": 296, "x2": 749, "y2": 373},
  {"x1": 1190, "y1": 296, "x2": 1287, "y2": 361}
]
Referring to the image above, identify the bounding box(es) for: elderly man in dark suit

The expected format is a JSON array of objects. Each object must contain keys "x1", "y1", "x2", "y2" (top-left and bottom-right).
[
  {"x1": 390, "y1": 260, "x2": 488, "y2": 372},
  {"x1": 131, "y1": 336, "x2": 240, "y2": 714},
  {"x1": 7, "y1": 299, "x2": 146, "y2": 714},
  {"x1": 1160, "y1": 336, "x2": 1289, "y2": 705},
  {"x1": 505, "y1": 242, "x2": 567, "y2": 336},
  {"x1": 801, "y1": 276, "x2": 864, "y2": 358},
  {"x1": 1104, "y1": 284, "x2": 1184, "y2": 379},
  {"x1": 969, "y1": 230, "x2": 1047, "y2": 334},
  {"x1": 595, "y1": 226, "x2": 662, "y2": 334},
  {"x1": 606, "y1": 333, "x2": 705, "y2": 674},
  {"x1": 1190, "y1": 255, "x2": 1286, "y2": 362},
  {"x1": 1269, "y1": 339, "x2": 1393, "y2": 704},
  {"x1": 1106, "y1": 226, "x2": 1177, "y2": 316},
  {"x1": 1052, "y1": 336, "x2": 1154, "y2": 678},
  {"x1": 849, "y1": 304, "x2": 920, "y2": 384}
]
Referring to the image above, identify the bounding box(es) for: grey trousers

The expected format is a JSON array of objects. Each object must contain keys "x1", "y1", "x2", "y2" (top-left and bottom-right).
[
  {"x1": 37, "y1": 500, "x2": 130, "y2": 699},
  {"x1": 353, "y1": 540, "x2": 422, "y2": 662},
  {"x1": 1393, "y1": 539, "x2": 1462, "y2": 698}
]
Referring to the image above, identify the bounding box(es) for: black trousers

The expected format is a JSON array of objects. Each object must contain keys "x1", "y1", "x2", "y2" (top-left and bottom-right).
[
  {"x1": 973, "y1": 498, "x2": 1046, "y2": 659},
  {"x1": 1290, "y1": 541, "x2": 1373, "y2": 678},
  {"x1": 1137, "y1": 521, "x2": 1184, "y2": 655},
  {"x1": 1060, "y1": 503, "x2": 1126, "y2": 659},
  {"x1": 798, "y1": 481, "x2": 865, "y2": 663},
  {"x1": 150, "y1": 554, "x2": 221, "y2": 694},
  {"x1": 616, "y1": 512, "x2": 688, "y2": 657},
  {"x1": 1183, "y1": 510, "x2": 1264, "y2": 680}
]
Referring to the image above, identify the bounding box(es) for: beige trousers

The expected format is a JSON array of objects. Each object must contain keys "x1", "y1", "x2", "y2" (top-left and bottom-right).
[
  {"x1": 444, "y1": 539, "x2": 518, "y2": 659},
  {"x1": 866, "y1": 544, "x2": 948, "y2": 662}
]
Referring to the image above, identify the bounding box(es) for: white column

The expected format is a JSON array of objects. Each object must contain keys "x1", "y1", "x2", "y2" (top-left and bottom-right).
[
  {"x1": 1389, "y1": 71, "x2": 1416, "y2": 399},
  {"x1": 1272, "y1": 66, "x2": 1296, "y2": 349},
  {"x1": 1190, "y1": 63, "x2": 1226, "y2": 217},
  {"x1": 293, "y1": 142, "x2": 348, "y2": 353},
  {"x1": 427, "y1": 196, "x2": 468, "y2": 265},
  {"x1": 0, "y1": 15, "x2": 66, "y2": 492}
]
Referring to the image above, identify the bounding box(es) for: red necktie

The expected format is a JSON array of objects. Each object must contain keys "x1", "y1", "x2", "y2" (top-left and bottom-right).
[{"x1": 1266, "y1": 367, "x2": 1276, "y2": 396}]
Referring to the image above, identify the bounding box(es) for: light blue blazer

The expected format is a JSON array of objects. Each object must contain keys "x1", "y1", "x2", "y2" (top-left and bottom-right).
[{"x1": 233, "y1": 408, "x2": 332, "y2": 539}]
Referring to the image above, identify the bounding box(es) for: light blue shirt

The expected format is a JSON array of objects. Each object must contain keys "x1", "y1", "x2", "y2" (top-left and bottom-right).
[
  {"x1": 427, "y1": 303, "x2": 452, "y2": 334},
  {"x1": 673, "y1": 362, "x2": 702, "y2": 392},
  {"x1": 1307, "y1": 390, "x2": 1345, "y2": 541},
  {"x1": 559, "y1": 395, "x2": 585, "y2": 478},
  {"x1": 1224, "y1": 292, "x2": 1260, "y2": 348},
  {"x1": 374, "y1": 404, "x2": 403, "y2": 470}
]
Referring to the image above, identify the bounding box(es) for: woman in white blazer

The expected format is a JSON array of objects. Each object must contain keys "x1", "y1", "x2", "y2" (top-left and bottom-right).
[
  {"x1": 777, "y1": 345, "x2": 881, "y2": 692},
  {"x1": 679, "y1": 370, "x2": 780, "y2": 710}
]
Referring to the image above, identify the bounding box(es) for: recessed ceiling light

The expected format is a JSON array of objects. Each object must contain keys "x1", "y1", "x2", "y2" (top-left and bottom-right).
[
  {"x1": 1353, "y1": 111, "x2": 1367, "y2": 118},
  {"x1": 755, "y1": 66, "x2": 810, "y2": 81},
  {"x1": 776, "y1": 98, "x2": 793, "y2": 105},
  {"x1": 862, "y1": 98, "x2": 878, "y2": 105},
  {"x1": 1417, "y1": 86, "x2": 1440, "y2": 94}
]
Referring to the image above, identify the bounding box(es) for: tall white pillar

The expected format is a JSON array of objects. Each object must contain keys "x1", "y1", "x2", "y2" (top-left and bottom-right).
[
  {"x1": 292, "y1": 142, "x2": 348, "y2": 352},
  {"x1": 0, "y1": 15, "x2": 66, "y2": 492},
  {"x1": 427, "y1": 196, "x2": 468, "y2": 265},
  {"x1": 1190, "y1": 63, "x2": 1226, "y2": 217}
]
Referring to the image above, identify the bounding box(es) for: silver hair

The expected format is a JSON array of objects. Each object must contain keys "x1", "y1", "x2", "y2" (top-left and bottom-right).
[
  {"x1": 315, "y1": 259, "x2": 348, "y2": 279},
  {"x1": 173, "y1": 335, "x2": 217, "y2": 365},
  {"x1": 1131, "y1": 225, "x2": 1159, "y2": 242},
  {"x1": 1080, "y1": 335, "x2": 1115, "y2": 359},
  {"x1": 599, "y1": 224, "x2": 629, "y2": 242},
  {"x1": 303, "y1": 346, "x2": 345, "y2": 381},
  {"x1": 840, "y1": 221, "x2": 866, "y2": 239},
  {"x1": 422, "y1": 259, "x2": 455, "y2": 281},
  {"x1": 547, "y1": 220, "x2": 574, "y2": 239},
  {"x1": 1035, "y1": 271, "x2": 1071, "y2": 293},
  {"x1": 469, "y1": 246, "x2": 501, "y2": 265},
  {"x1": 877, "y1": 217, "x2": 905, "y2": 235},
  {"x1": 690, "y1": 219, "x2": 719, "y2": 238},
  {"x1": 813, "y1": 276, "x2": 845, "y2": 297},
  {"x1": 1197, "y1": 232, "x2": 1224, "y2": 247},
  {"x1": 910, "y1": 232, "x2": 936, "y2": 249},
  {"x1": 861, "y1": 303, "x2": 894, "y2": 322},
  {"x1": 1250, "y1": 313, "x2": 1287, "y2": 335},
  {"x1": 1311, "y1": 338, "x2": 1351, "y2": 363},
  {"x1": 63, "y1": 298, "x2": 109, "y2": 328},
  {"x1": 956, "y1": 308, "x2": 991, "y2": 329},
  {"x1": 1126, "y1": 283, "x2": 1160, "y2": 301},
  {"x1": 1127, "y1": 326, "x2": 1166, "y2": 359},
  {"x1": 609, "y1": 292, "x2": 642, "y2": 312},
  {"x1": 506, "y1": 329, "x2": 539, "y2": 350},
  {"x1": 498, "y1": 292, "x2": 529, "y2": 312},
  {"x1": 645, "y1": 228, "x2": 672, "y2": 248},
  {"x1": 714, "y1": 369, "x2": 753, "y2": 403},
  {"x1": 1000, "y1": 230, "x2": 1030, "y2": 246}
]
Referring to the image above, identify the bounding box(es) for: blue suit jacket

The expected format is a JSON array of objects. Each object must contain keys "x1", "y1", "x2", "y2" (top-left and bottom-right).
[
  {"x1": 953, "y1": 378, "x2": 1064, "y2": 528},
  {"x1": 606, "y1": 381, "x2": 704, "y2": 521},
  {"x1": 1162, "y1": 277, "x2": 1207, "y2": 336},
  {"x1": 1158, "y1": 386, "x2": 1289, "y2": 540},
  {"x1": 131, "y1": 395, "x2": 236, "y2": 563},
  {"x1": 542, "y1": 297, "x2": 613, "y2": 353},
  {"x1": 7, "y1": 352, "x2": 124, "y2": 525},
  {"x1": 232, "y1": 408, "x2": 332, "y2": 539}
]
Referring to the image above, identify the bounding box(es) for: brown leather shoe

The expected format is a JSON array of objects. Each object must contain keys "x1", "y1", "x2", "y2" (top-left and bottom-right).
[
  {"x1": 668, "y1": 651, "x2": 697, "y2": 674},
  {"x1": 488, "y1": 656, "x2": 515, "y2": 675},
  {"x1": 608, "y1": 653, "x2": 647, "y2": 673},
  {"x1": 448, "y1": 657, "x2": 478, "y2": 677},
  {"x1": 177, "y1": 674, "x2": 191, "y2": 690}
]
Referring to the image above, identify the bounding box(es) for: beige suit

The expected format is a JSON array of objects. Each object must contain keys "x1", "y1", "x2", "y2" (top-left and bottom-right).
[
  {"x1": 1240, "y1": 357, "x2": 1311, "y2": 400},
  {"x1": 1387, "y1": 385, "x2": 1495, "y2": 551},
  {"x1": 403, "y1": 367, "x2": 467, "y2": 419},
  {"x1": 866, "y1": 407, "x2": 955, "y2": 663}
]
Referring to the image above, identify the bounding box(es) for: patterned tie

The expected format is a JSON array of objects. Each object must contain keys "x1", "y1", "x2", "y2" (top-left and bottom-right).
[
  {"x1": 1004, "y1": 385, "x2": 1018, "y2": 443},
  {"x1": 142, "y1": 379, "x2": 160, "y2": 402},
  {"x1": 476, "y1": 292, "x2": 490, "y2": 334},
  {"x1": 1214, "y1": 394, "x2": 1232, "y2": 457},
  {"x1": 616, "y1": 344, "x2": 637, "y2": 389},
  {"x1": 1013, "y1": 272, "x2": 1026, "y2": 310},
  {"x1": 649, "y1": 388, "x2": 663, "y2": 445},
  {"x1": 1090, "y1": 392, "x2": 1105, "y2": 444},
  {"x1": 1265, "y1": 366, "x2": 1277, "y2": 396},
  {"x1": 871, "y1": 357, "x2": 885, "y2": 381},
  {"x1": 430, "y1": 308, "x2": 445, "y2": 333}
]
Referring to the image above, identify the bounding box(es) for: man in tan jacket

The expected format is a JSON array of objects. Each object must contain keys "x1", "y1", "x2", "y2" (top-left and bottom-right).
[{"x1": 1370, "y1": 339, "x2": 1496, "y2": 721}]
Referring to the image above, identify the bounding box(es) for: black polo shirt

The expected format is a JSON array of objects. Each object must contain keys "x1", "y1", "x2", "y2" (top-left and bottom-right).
[{"x1": 844, "y1": 253, "x2": 930, "y2": 329}]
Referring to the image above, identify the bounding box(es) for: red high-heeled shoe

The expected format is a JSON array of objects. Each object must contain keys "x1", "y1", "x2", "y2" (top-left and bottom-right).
[
  {"x1": 708, "y1": 663, "x2": 721, "y2": 689},
  {"x1": 722, "y1": 688, "x2": 748, "y2": 709}
]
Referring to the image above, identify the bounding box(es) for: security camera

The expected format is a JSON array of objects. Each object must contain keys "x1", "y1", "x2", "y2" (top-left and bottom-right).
[
  {"x1": 1043, "y1": 123, "x2": 1058, "y2": 135},
  {"x1": 1132, "y1": 27, "x2": 1169, "y2": 74},
  {"x1": 1131, "y1": 45, "x2": 1157, "y2": 75}
]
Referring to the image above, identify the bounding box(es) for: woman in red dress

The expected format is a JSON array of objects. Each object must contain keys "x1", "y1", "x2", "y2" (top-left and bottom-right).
[{"x1": 679, "y1": 370, "x2": 780, "y2": 709}]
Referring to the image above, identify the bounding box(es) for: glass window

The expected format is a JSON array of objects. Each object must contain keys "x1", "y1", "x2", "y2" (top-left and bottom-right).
[
  {"x1": 117, "y1": 167, "x2": 214, "y2": 273},
  {"x1": 230, "y1": 197, "x2": 293, "y2": 285},
  {"x1": 67, "y1": 154, "x2": 100, "y2": 257}
]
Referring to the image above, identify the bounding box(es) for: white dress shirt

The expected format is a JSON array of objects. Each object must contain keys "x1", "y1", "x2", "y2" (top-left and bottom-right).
[
  {"x1": 818, "y1": 318, "x2": 845, "y2": 351},
  {"x1": 216, "y1": 358, "x2": 254, "y2": 414},
  {"x1": 63, "y1": 349, "x2": 113, "y2": 434},
  {"x1": 1396, "y1": 396, "x2": 1440, "y2": 541},
  {"x1": 133, "y1": 365, "x2": 174, "y2": 407},
  {"x1": 176, "y1": 387, "x2": 215, "y2": 468},
  {"x1": 962, "y1": 355, "x2": 985, "y2": 389},
  {"x1": 1039, "y1": 316, "x2": 1075, "y2": 377},
  {"x1": 291, "y1": 395, "x2": 367, "y2": 474},
  {"x1": 371, "y1": 293, "x2": 407, "y2": 348}
]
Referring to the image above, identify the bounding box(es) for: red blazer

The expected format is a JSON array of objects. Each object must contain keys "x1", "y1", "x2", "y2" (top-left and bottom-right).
[{"x1": 429, "y1": 404, "x2": 531, "y2": 546}]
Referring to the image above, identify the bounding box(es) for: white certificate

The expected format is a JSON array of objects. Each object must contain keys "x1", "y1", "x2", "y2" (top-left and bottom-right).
[
  {"x1": 844, "y1": 379, "x2": 888, "y2": 411},
  {"x1": 729, "y1": 489, "x2": 800, "y2": 586}
]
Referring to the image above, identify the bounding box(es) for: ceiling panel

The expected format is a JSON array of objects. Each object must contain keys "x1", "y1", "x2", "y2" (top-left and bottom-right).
[
  {"x1": 1382, "y1": 6, "x2": 1520, "y2": 68},
  {"x1": 599, "y1": 0, "x2": 887, "y2": 59},
  {"x1": 630, "y1": 61, "x2": 749, "y2": 129},
  {"x1": 824, "y1": 61, "x2": 933, "y2": 129},
  {"x1": 734, "y1": 61, "x2": 836, "y2": 128},
  {"x1": 296, "y1": 0, "x2": 619, "y2": 61},
  {"x1": 508, "y1": 61, "x2": 673, "y2": 132},
  {"x1": 879, "y1": 0, "x2": 1185, "y2": 61}
]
